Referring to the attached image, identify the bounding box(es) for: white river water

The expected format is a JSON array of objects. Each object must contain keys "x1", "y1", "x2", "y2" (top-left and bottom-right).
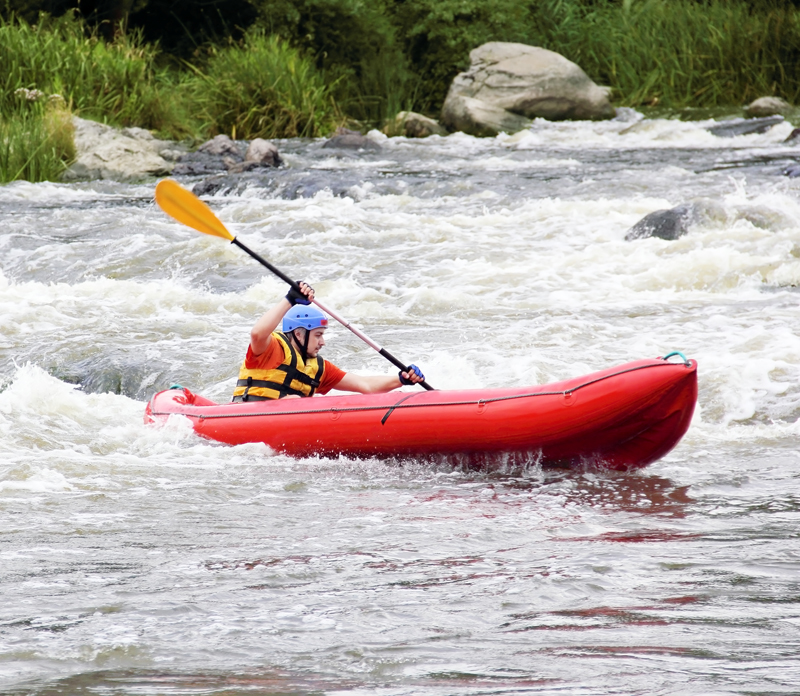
[{"x1": 1, "y1": 112, "x2": 799, "y2": 695}]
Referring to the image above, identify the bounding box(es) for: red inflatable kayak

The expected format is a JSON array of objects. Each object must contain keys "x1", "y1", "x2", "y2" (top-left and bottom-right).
[{"x1": 145, "y1": 356, "x2": 697, "y2": 470}]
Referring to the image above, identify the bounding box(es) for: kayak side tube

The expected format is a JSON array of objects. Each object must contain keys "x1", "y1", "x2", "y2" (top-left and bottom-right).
[{"x1": 145, "y1": 357, "x2": 698, "y2": 470}]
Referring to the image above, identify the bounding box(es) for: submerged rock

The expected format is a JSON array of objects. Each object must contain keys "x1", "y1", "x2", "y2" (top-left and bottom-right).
[
  {"x1": 706, "y1": 115, "x2": 784, "y2": 138},
  {"x1": 625, "y1": 199, "x2": 788, "y2": 240},
  {"x1": 171, "y1": 152, "x2": 232, "y2": 176},
  {"x1": 625, "y1": 204, "x2": 696, "y2": 241},
  {"x1": 171, "y1": 135, "x2": 243, "y2": 176},
  {"x1": 784, "y1": 128, "x2": 800, "y2": 144},
  {"x1": 322, "y1": 128, "x2": 381, "y2": 151},
  {"x1": 441, "y1": 42, "x2": 615, "y2": 136},
  {"x1": 783, "y1": 164, "x2": 800, "y2": 178},
  {"x1": 744, "y1": 96, "x2": 792, "y2": 118},
  {"x1": 63, "y1": 117, "x2": 186, "y2": 182},
  {"x1": 192, "y1": 170, "x2": 362, "y2": 199},
  {"x1": 625, "y1": 200, "x2": 726, "y2": 241},
  {"x1": 192, "y1": 173, "x2": 267, "y2": 196}
]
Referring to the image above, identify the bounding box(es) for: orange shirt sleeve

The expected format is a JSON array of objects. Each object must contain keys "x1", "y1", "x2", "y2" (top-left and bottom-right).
[
  {"x1": 243, "y1": 338, "x2": 285, "y2": 370},
  {"x1": 317, "y1": 360, "x2": 345, "y2": 394}
]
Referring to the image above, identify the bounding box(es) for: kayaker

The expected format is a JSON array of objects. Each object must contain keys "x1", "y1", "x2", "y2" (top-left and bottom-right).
[{"x1": 232, "y1": 281, "x2": 425, "y2": 402}]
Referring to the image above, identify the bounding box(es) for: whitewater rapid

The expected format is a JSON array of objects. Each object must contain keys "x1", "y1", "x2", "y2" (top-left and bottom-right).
[{"x1": 1, "y1": 113, "x2": 799, "y2": 694}]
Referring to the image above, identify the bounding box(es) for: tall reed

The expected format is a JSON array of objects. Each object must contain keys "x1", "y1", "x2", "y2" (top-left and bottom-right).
[
  {"x1": 525, "y1": 0, "x2": 800, "y2": 108},
  {"x1": 190, "y1": 31, "x2": 341, "y2": 139},
  {"x1": 0, "y1": 93, "x2": 75, "y2": 183},
  {"x1": 0, "y1": 12, "x2": 193, "y2": 138},
  {"x1": 330, "y1": 48, "x2": 417, "y2": 126}
]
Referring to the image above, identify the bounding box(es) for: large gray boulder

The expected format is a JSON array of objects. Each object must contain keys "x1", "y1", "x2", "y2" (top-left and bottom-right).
[
  {"x1": 64, "y1": 117, "x2": 185, "y2": 181},
  {"x1": 441, "y1": 42, "x2": 615, "y2": 136}
]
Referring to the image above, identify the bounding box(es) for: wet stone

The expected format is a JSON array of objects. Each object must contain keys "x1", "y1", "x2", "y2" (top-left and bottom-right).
[
  {"x1": 706, "y1": 115, "x2": 784, "y2": 138},
  {"x1": 626, "y1": 204, "x2": 695, "y2": 241},
  {"x1": 322, "y1": 128, "x2": 381, "y2": 151}
]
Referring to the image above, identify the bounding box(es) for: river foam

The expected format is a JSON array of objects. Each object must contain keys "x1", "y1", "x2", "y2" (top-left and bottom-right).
[{"x1": 1, "y1": 115, "x2": 799, "y2": 694}]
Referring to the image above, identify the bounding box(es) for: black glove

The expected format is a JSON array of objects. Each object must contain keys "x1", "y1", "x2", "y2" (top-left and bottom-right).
[
  {"x1": 286, "y1": 281, "x2": 312, "y2": 306},
  {"x1": 399, "y1": 364, "x2": 424, "y2": 385}
]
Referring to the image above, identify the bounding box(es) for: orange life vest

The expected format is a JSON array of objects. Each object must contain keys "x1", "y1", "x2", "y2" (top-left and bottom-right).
[{"x1": 232, "y1": 332, "x2": 325, "y2": 401}]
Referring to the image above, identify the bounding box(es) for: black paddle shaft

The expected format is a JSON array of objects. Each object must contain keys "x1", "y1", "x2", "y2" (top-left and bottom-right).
[
  {"x1": 232, "y1": 237, "x2": 300, "y2": 291},
  {"x1": 231, "y1": 237, "x2": 434, "y2": 390}
]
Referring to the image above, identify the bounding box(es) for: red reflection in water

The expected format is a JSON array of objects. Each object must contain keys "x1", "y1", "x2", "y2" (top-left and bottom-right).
[
  {"x1": 561, "y1": 530, "x2": 702, "y2": 543},
  {"x1": 505, "y1": 595, "x2": 705, "y2": 633}
]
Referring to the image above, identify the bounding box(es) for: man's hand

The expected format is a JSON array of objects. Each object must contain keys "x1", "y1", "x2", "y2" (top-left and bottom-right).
[
  {"x1": 286, "y1": 281, "x2": 314, "y2": 306},
  {"x1": 399, "y1": 364, "x2": 425, "y2": 386}
]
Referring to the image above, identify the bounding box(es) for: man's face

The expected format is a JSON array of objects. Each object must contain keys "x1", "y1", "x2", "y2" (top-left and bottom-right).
[{"x1": 304, "y1": 328, "x2": 326, "y2": 358}]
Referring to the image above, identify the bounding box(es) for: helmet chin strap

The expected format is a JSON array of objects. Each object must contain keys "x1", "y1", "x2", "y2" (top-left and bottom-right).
[{"x1": 291, "y1": 328, "x2": 311, "y2": 361}]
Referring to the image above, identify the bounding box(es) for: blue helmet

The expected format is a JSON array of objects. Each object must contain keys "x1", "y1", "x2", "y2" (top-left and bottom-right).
[{"x1": 283, "y1": 305, "x2": 328, "y2": 333}]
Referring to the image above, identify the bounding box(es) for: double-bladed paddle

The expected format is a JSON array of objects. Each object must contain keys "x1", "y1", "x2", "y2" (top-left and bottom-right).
[{"x1": 154, "y1": 179, "x2": 434, "y2": 391}]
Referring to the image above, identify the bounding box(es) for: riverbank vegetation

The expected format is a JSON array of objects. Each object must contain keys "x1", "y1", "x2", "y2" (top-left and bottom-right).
[{"x1": 3, "y1": 0, "x2": 800, "y2": 182}]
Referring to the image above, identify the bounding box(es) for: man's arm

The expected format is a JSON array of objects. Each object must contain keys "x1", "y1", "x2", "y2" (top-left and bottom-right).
[
  {"x1": 250, "y1": 282, "x2": 314, "y2": 355},
  {"x1": 334, "y1": 367, "x2": 423, "y2": 395}
]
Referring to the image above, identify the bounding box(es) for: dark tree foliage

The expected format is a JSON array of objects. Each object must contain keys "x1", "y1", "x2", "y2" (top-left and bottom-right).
[
  {"x1": 248, "y1": 0, "x2": 411, "y2": 121},
  {"x1": 127, "y1": 0, "x2": 258, "y2": 57},
  {"x1": 2, "y1": 0, "x2": 74, "y2": 23},
  {"x1": 4, "y1": 0, "x2": 134, "y2": 37},
  {"x1": 6, "y1": 0, "x2": 800, "y2": 124},
  {"x1": 252, "y1": 0, "x2": 398, "y2": 74},
  {"x1": 2, "y1": 0, "x2": 258, "y2": 50}
]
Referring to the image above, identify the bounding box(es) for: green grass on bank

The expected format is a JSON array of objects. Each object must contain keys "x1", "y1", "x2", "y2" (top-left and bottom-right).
[
  {"x1": 0, "y1": 12, "x2": 190, "y2": 136},
  {"x1": 529, "y1": 0, "x2": 800, "y2": 108},
  {"x1": 248, "y1": 0, "x2": 800, "y2": 117},
  {"x1": 0, "y1": 13, "x2": 338, "y2": 182},
  {"x1": 0, "y1": 12, "x2": 190, "y2": 183},
  {"x1": 191, "y1": 31, "x2": 340, "y2": 139},
  {"x1": 4, "y1": 1, "x2": 800, "y2": 183},
  {"x1": 0, "y1": 95, "x2": 75, "y2": 183}
]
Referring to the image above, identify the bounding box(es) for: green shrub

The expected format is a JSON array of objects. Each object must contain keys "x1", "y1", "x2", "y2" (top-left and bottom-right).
[
  {"x1": 189, "y1": 30, "x2": 341, "y2": 138},
  {"x1": 520, "y1": 0, "x2": 800, "y2": 108},
  {"x1": 250, "y1": 0, "x2": 415, "y2": 124},
  {"x1": 0, "y1": 92, "x2": 75, "y2": 183},
  {"x1": 6, "y1": 0, "x2": 800, "y2": 151},
  {"x1": 0, "y1": 12, "x2": 194, "y2": 138}
]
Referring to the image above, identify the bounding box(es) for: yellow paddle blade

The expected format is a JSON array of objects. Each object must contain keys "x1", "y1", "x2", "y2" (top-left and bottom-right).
[{"x1": 154, "y1": 179, "x2": 234, "y2": 241}]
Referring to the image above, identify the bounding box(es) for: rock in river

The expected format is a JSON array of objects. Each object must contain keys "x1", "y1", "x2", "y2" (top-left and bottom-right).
[
  {"x1": 172, "y1": 135, "x2": 282, "y2": 176},
  {"x1": 385, "y1": 111, "x2": 447, "y2": 138},
  {"x1": 706, "y1": 115, "x2": 784, "y2": 138},
  {"x1": 625, "y1": 204, "x2": 697, "y2": 241},
  {"x1": 441, "y1": 42, "x2": 615, "y2": 136},
  {"x1": 63, "y1": 117, "x2": 186, "y2": 182},
  {"x1": 245, "y1": 138, "x2": 283, "y2": 167},
  {"x1": 322, "y1": 128, "x2": 381, "y2": 151},
  {"x1": 625, "y1": 200, "x2": 727, "y2": 241},
  {"x1": 744, "y1": 96, "x2": 792, "y2": 118}
]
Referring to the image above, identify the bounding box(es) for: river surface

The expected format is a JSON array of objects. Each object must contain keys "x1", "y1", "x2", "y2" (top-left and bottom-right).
[{"x1": 1, "y1": 112, "x2": 799, "y2": 695}]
